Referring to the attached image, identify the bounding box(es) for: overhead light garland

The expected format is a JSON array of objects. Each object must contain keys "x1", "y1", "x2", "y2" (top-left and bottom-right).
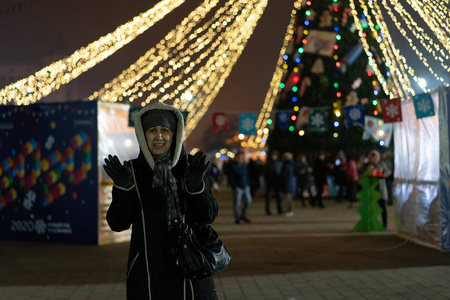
[
  {"x1": 90, "y1": 0, "x2": 268, "y2": 139},
  {"x1": 247, "y1": 6, "x2": 297, "y2": 149},
  {"x1": 0, "y1": 0, "x2": 185, "y2": 105},
  {"x1": 350, "y1": 0, "x2": 449, "y2": 100},
  {"x1": 90, "y1": 0, "x2": 222, "y2": 103},
  {"x1": 180, "y1": 0, "x2": 268, "y2": 138}
]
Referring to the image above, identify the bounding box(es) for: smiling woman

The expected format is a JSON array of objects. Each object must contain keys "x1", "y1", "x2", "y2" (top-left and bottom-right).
[
  {"x1": 145, "y1": 126, "x2": 174, "y2": 155},
  {"x1": 102, "y1": 102, "x2": 220, "y2": 299},
  {"x1": 141, "y1": 108, "x2": 177, "y2": 155}
]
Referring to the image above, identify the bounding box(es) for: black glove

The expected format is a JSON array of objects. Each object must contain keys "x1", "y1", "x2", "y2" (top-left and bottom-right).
[
  {"x1": 103, "y1": 155, "x2": 133, "y2": 188},
  {"x1": 184, "y1": 152, "x2": 210, "y2": 192}
]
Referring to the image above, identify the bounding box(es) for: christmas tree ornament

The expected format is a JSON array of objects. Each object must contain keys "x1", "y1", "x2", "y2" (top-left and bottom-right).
[
  {"x1": 345, "y1": 90, "x2": 359, "y2": 106},
  {"x1": 310, "y1": 58, "x2": 324, "y2": 74},
  {"x1": 319, "y1": 10, "x2": 332, "y2": 28}
]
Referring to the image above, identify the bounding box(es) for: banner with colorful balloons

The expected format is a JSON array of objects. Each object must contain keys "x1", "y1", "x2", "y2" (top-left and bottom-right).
[{"x1": 0, "y1": 101, "x2": 98, "y2": 244}]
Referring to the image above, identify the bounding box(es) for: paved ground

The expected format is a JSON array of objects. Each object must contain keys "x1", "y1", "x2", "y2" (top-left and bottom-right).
[{"x1": 2, "y1": 189, "x2": 450, "y2": 299}]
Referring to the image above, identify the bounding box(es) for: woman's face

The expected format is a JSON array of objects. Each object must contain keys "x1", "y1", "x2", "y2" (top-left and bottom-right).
[{"x1": 145, "y1": 126, "x2": 173, "y2": 155}]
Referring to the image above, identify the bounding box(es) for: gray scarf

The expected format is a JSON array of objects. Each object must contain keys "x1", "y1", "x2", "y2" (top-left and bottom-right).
[{"x1": 152, "y1": 152, "x2": 181, "y2": 231}]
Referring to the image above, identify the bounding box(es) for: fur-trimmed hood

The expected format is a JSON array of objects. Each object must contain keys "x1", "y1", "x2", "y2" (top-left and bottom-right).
[{"x1": 134, "y1": 102, "x2": 184, "y2": 170}]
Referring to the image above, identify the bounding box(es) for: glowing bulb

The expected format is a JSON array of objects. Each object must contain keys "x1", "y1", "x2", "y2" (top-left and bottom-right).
[
  {"x1": 184, "y1": 92, "x2": 193, "y2": 101},
  {"x1": 418, "y1": 78, "x2": 427, "y2": 89}
]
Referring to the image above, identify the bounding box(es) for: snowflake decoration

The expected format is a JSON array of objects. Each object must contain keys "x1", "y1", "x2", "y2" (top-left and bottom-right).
[
  {"x1": 385, "y1": 103, "x2": 399, "y2": 118},
  {"x1": 45, "y1": 135, "x2": 55, "y2": 150},
  {"x1": 241, "y1": 117, "x2": 255, "y2": 132},
  {"x1": 417, "y1": 98, "x2": 432, "y2": 113},
  {"x1": 35, "y1": 219, "x2": 47, "y2": 235},
  {"x1": 349, "y1": 107, "x2": 362, "y2": 120},
  {"x1": 311, "y1": 113, "x2": 325, "y2": 127},
  {"x1": 278, "y1": 113, "x2": 289, "y2": 123},
  {"x1": 23, "y1": 190, "x2": 36, "y2": 211},
  {"x1": 215, "y1": 115, "x2": 227, "y2": 126}
]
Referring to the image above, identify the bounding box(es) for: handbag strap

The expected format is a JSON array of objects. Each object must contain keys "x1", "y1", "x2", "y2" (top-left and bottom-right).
[{"x1": 183, "y1": 278, "x2": 194, "y2": 300}]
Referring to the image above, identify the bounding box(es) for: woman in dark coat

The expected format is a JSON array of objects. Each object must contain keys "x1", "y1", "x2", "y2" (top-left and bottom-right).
[{"x1": 104, "y1": 102, "x2": 218, "y2": 299}]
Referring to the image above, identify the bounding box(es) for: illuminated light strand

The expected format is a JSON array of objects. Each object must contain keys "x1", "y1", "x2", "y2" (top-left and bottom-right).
[
  {"x1": 248, "y1": 7, "x2": 297, "y2": 149},
  {"x1": 390, "y1": 0, "x2": 450, "y2": 70},
  {"x1": 172, "y1": 0, "x2": 262, "y2": 108},
  {"x1": 406, "y1": 0, "x2": 450, "y2": 50},
  {"x1": 174, "y1": 0, "x2": 267, "y2": 132},
  {"x1": 349, "y1": 0, "x2": 392, "y2": 97},
  {"x1": 180, "y1": 0, "x2": 268, "y2": 138},
  {"x1": 139, "y1": 0, "x2": 245, "y2": 104},
  {"x1": 145, "y1": 2, "x2": 250, "y2": 105},
  {"x1": 0, "y1": 0, "x2": 185, "y2": 105},
  {"x1": 101, "y1": 0, "x2": 266, "y2": 135},
  {"x1": 90, "y1": 0, "x2": 222, "y2": 102},
  {"x1": 375, "y1": 0, "x2": 449, "y2": 89},
  {"x1": 354, "y1": 0, "x2": 410, "y2": 99},
  {"x1": 367, "y1": 0, "x2": 413, "y2": 98}
]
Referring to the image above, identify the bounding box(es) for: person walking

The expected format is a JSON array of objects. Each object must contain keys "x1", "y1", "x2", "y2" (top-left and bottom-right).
[
  {"x1": 281, "y1": 152, "x2": 295, "y2": 217},
  {"x1": 263, "y1": 150, "x2": 283, "y2": 215},
  {"x1": 334, "y1": 151, "x2": 347, "y2": 203},
  {"x1": 229, "y1": 151, "x2": 252, "y2": 224},
  {"x1": 312, "y1": 151, "x2": 327, "y2": 208},
  {"x1": 380, "y1": 150, "x2": 394, "y2": 205},
  {"x1": 103, "y1": 102, "x2": 218, "y2": 299},
  {"x1": 341, "y1": 153, "x2": 359, "y2": 208},
  {"x1": 295, "y1": 153, "x2": 313, "y2": 207}
]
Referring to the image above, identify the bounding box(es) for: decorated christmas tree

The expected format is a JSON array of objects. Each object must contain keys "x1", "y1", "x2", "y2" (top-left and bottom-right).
[{"x1": 266, "y1": 0, "x2": 390, "y2": 158}]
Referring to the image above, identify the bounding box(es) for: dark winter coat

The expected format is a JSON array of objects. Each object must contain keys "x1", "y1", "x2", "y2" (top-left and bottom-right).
[
  {"x1": 313, "y1": 157, "x2": 328, "y2": 186},
  {"x1": 295, "y1": 161, "x2": 312, "y2": 188},
  {"x1": 263, "y1": 159, "x2": 282, "y2": 186},
  {"x1": 281, "y1": 158, "x2": 295, "y2": 194},
  {"x1": 106, "y1": 103, "x2": 218, "y2": 300},
  {"x1": 229, "y1": 161, "x2": 249, "y2": 189}
]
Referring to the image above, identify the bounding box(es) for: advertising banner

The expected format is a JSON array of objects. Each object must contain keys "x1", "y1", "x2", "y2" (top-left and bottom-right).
[{"x1": 0, "y1": 101, "x2": 98, "y2": 244}]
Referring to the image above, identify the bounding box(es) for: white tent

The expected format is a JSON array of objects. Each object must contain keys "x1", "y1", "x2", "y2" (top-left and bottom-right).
[{"x1": 394, "y1": 87, "x2": 450, "y2": 251}]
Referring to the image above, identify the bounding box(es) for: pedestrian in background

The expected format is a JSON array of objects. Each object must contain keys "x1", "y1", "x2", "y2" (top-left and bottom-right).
[
  {"x1": 248, "y1": 157, "x2": 263, "y2": 198},
  {"x1": 341, "y1": 153, "x2": 359, "y2": 208},
  {"x1": 281, "y1": 152, "x2": 295, "y2": 217},
  {"x1": 312, "y1": 151, "x2": 327, "y2": 208},
  {"x1": 294, "y1": 153, "x2": 313, "y2": 207},
  {"x1": 380, "y1": 150, "x2": 394, "y2": 205},
  {"x1": 334, "y1": 150, "x2": 347, "y2": 203},
  {"x1": 263, "y1": 150, "x2": 283, "y2": 215},
  {"x1": 229, "y1": 151, "x2": 252, "y2": 224}
]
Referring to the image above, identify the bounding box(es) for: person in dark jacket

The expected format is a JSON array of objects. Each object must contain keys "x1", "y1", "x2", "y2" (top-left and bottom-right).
[
  {"x1": 229, "y1": 151, "x2": 252, "y2": 224},
  {"x1": 281, "y1": 152, "x2": 295, "y2": 217},
  {"x1": 312, "y1": 151, "x2": 327, "y2": 208},
  {"x1": 103, "y1": 102, "x2": 218, "y2": 300},
  {"x1": 294, "y1": 153, "x2": 313, "y2": 207},
  {"x1": 263, "y1": 150, "x2": 283, "y2": 215}
]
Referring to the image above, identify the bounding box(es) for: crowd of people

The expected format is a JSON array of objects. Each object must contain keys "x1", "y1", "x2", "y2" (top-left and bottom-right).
[{"x1": 207, "y1": 148, "x2": 394, "y2": 228}]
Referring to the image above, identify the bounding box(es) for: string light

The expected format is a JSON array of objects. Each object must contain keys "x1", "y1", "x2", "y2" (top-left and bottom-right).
[
  {"x1": 0, "y1": 0, "x2": 185, "y2": 105},
  {"x1": 182, "y1": 0, "x2": 268, "y2": 138},
  {"x1": 349, "y1": 0, "x2": 392, "y2": 97},
  {"x1": 247, "y1": 5, "x2": 297, "y2": 148},
  {"x1": 376, "y1": 0, "x2": 449, "y2": 89},
  {"x1": 89, "y1": 0, "x2": 267, "y2": 140},
  {"x1": 90, "y1": 0, "x2": 223, "y2": 103},
  {"x1": 351, "y1": 0, "x2": 450, "y2": 102}
]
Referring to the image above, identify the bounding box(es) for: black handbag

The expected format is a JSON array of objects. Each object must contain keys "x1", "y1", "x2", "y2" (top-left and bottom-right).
[{"x1": 176, "y1": 220, "x2": 231, "y2": 279}]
